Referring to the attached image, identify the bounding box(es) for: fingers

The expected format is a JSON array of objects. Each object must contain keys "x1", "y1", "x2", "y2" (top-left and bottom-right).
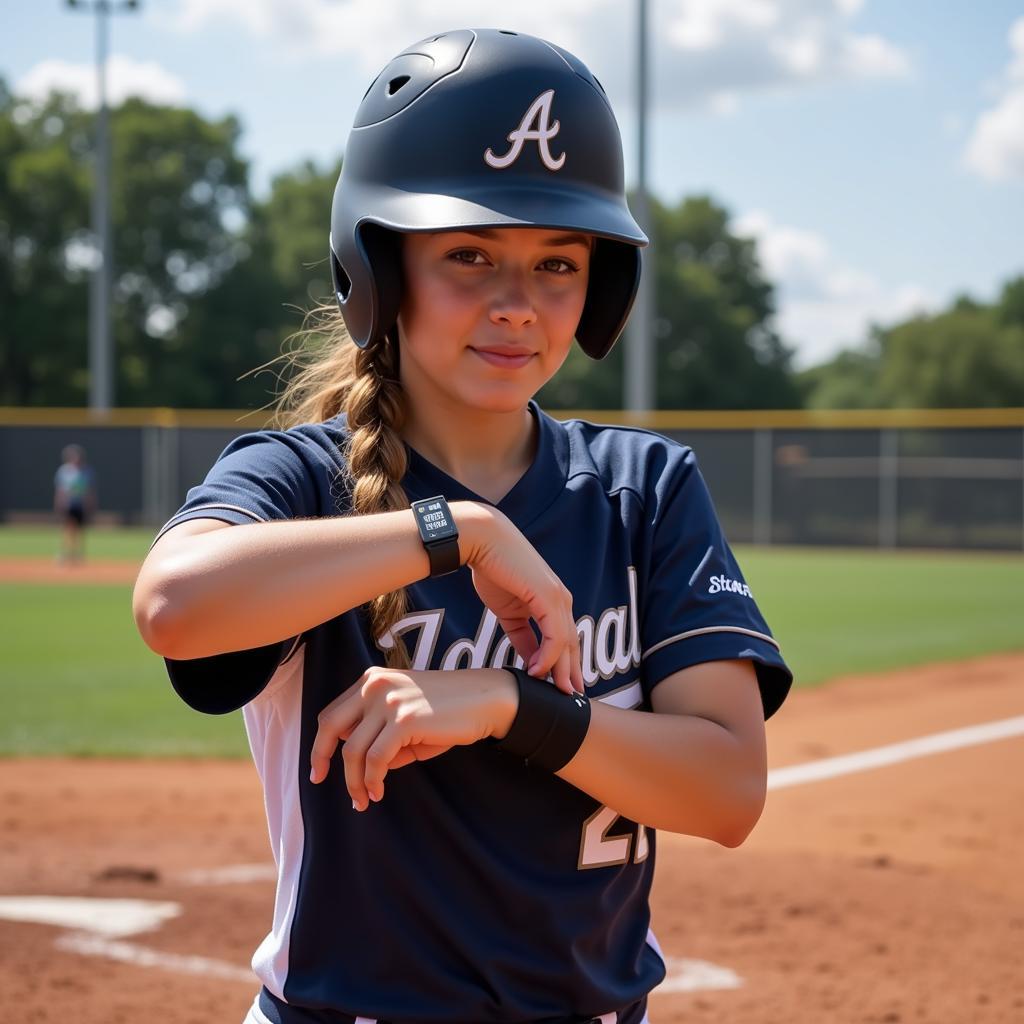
[
  {"x1": 360, "y1": 726, "x2": 404, "y2": 807},
  {"x1": 501, "y1": 617, "x2": 539, "y2": 666},
  {"x1": 551, "y1": 648, "x2": 572, "y2": 695},
  {"x1": 527, "y1": 597, "x2": 584, "y2": 695},
  {"x1": 343, "y1": 715, "x2": 392, "y2": 811},
  {"x1": 310, "y1": 692, "x2": 363, "y2": 784}
]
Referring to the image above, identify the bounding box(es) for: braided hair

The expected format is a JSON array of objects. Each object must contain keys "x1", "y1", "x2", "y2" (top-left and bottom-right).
[{"x1": 270, "y1": 302, "x2": 413, "y2": 669}]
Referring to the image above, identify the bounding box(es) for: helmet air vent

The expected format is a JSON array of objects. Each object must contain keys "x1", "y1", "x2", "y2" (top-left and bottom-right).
[
  {"x1": 330, "y1": 249, "x2": 352, "y2": 303},
  {"x1": 387, "y1": 75, "x2": 411, "y2": 96}
]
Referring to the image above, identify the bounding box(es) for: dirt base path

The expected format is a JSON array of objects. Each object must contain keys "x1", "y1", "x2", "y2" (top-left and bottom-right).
[
  {"x1": 1, "y1": 653, "x2": 1022, "y2": 1024},
  {"x1": 0, "y1": 557, "x2": 139, "y2": 585}
]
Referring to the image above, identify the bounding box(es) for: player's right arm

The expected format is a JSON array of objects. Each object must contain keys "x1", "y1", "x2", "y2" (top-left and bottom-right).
[
  {"x1": 133, "y1": 504, "x2": 582, "y2": 694},
  {"x1": 134, "y1": 506, "x2": 482, "y2": 659}
]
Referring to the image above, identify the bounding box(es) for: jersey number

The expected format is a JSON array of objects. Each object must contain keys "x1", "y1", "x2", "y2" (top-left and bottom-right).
[{"x1": 578, "y1": 804, "x2": 649, "y2": 870}]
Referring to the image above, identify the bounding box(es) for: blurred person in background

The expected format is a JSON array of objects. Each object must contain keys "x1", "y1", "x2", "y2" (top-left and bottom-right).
[{"x1": 54, "y1": 443, "x2": 96, "y2": 564}]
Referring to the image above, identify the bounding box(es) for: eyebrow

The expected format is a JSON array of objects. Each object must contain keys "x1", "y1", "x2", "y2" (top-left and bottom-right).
[{"x1": 458, "y1": 228, "x2": 593, "y2": 248}]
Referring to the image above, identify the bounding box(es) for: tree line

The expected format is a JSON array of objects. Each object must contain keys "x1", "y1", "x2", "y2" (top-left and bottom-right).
[{"x1": 1, "y1": 81, "x2": 1021, "y2": 411}]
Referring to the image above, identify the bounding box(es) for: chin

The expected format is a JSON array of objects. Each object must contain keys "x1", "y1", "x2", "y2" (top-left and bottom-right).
[
  {"x1": 457, "y1": 383, "x2": 536, "y2": 415},
  {"x1": 440, "y1": 374, "x2": 536, "y2": 413}
]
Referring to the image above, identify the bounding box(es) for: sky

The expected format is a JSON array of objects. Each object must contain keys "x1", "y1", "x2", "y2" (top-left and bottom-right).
[{"x1": 3, "y1": 0, "x2": 1023, "y2": 369}]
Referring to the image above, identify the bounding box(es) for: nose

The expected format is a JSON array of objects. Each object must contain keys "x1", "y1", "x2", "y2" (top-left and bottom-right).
[{"x1": 488, "y1": 269, "x2": 537, "y2": 329}]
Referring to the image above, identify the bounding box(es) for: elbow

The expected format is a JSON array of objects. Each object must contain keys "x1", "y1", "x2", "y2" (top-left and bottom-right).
[
  {"x1": 717, "y1": 818, "x2": 757, "y2": 849},
  {"x1": 715, "y1": 774, "x2": 767, "y2": 849},
  {"x1": 132, "y1": 572, "x2": 192, "y2": 659}
]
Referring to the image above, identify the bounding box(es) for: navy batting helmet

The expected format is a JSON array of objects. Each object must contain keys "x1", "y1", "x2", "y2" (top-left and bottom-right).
[{"x1": 329, "y1": 28, "x2": 648, "y2": 361}]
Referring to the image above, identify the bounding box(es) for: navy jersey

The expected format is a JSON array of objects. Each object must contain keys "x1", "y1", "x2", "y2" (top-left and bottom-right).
[{"x1": 157, "y1": 399, "x2": 792, "y2": 1024}]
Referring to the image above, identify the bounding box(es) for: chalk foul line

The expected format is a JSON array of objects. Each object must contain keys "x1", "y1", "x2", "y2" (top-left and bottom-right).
[
  {"x1": 3, "y1": 715, "x2": 1022, "y2": 993},
  {"x1": 55, "y1": 931, "x2": 254, "y2": 983},
  {"x1": 767, "y1": 714, "x2": 1024, "y2": 790}
]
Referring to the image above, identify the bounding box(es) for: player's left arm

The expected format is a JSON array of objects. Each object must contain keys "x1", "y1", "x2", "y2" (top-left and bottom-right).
[{"x1": 553, "y1": 658, "x2": 767, "y2": 847}]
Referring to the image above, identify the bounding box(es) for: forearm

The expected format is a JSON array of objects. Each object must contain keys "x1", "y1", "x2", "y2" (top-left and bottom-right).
[
  {"x1": 488, "y1": 674, "x2": 764, "y2": 845},
  {"x1": 135, "y1": 501, "x2": 489, "y2": 660},
  {"x1": 558, "y1": 701, "x2": 765, "y2": 845}
]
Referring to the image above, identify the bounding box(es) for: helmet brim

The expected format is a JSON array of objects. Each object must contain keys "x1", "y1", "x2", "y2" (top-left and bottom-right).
[{"x1": 347, "y1": 182, "x2": 648, "y2": 248}]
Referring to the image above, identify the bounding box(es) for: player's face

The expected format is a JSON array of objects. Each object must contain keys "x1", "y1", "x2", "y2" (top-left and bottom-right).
[{"x1": 397, "y1": 227, "x2": 592, "y2": 414}]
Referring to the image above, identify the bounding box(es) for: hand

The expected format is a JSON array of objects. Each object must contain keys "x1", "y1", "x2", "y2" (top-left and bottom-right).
[
  {"x1": 458, "y1": 503, "x2": 584, "y2": 697},
  {"x1": 309, "y1": 665, "x2": 517, "y2": 810}
]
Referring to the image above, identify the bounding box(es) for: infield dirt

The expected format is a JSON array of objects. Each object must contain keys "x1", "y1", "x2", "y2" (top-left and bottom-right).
[{"x1": 0, "y1": 566, "x2": 1021, "y2": 1022}]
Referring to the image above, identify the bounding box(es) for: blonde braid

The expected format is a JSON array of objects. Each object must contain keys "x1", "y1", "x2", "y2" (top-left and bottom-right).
[
  {"x1": 342, "y1": 332, "x2": 414, "y2": 668},
  {"x1": 260, "y1": 303, "x2": 415, "y2": 667}
]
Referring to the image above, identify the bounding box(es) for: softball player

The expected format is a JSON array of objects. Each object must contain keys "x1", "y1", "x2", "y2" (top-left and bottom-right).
[
  {"x1": 133, "y1": 28, "x2": 792, "y2": 1024},
  {"x1": 54, "y1": 443, "x2": 95, "y2": 563}
]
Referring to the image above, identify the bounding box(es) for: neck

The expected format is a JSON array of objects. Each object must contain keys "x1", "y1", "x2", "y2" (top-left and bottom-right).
[{"x1": 401, "y1": 396, "x2": 537, "y2": 488}]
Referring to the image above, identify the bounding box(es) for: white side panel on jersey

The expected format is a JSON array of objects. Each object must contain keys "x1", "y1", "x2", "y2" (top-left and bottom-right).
[
  {"x1": 243, "y1": 649, "x2": 307, "y2": 1001},
  {"x1": 646, "y1": 924, "x2": 667, "y2": 971}
]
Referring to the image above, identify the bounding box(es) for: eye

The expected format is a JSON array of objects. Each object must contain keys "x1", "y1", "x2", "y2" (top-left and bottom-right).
[
  {"x1": 448, "y1": 248, "x2": 488, "y2": 266},
  {"x1": 539, "y1": 257, "x2": 578, "y2": 275}
]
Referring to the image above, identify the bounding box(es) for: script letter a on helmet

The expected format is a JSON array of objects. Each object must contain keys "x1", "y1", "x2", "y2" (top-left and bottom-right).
[{"x1": 484, "y1": 89, "x2": 566, "y2": 172}]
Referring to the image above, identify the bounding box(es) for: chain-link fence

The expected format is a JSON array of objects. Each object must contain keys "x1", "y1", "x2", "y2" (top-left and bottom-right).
[{"x1": 2, "y1": 409, "x2": 1022, "y2": 551}]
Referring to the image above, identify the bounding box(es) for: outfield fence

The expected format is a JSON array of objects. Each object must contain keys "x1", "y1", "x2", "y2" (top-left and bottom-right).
[{"x1": 2, "y1": 407, "x2": 1022, "y2": 551}]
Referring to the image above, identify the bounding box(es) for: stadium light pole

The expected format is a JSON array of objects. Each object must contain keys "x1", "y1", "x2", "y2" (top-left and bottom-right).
[
  {"x1": 625, "y1": 0, "x2": 654, "y2": 414},
  {"x1": 66, "y1": 0, "x2": 140, "y2": 413}
]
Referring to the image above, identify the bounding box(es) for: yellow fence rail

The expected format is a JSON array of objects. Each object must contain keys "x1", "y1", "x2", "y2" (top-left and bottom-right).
[{"x1": 2, "y1": 407, "x2": 1024, "y2": 430}]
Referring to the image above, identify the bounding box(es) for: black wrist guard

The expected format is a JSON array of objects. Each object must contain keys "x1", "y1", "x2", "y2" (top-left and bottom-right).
[{"x1": 492, "y1": 667, "x2": 591, "y2": 772}]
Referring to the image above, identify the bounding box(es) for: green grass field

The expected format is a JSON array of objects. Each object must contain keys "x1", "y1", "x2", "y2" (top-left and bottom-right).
[
  {"x1": 0, "y1": 526, "x2": 1020, "y2": 756},
  {"x1": 0, "y1": 525, "x2": 153, "y2": 560}
]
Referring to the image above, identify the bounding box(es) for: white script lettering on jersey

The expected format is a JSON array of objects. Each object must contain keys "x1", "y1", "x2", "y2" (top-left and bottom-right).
[
  {"x1": 484, "y1": 89, "x2": 566, "y2": 171},
  {"x1": 378, "y1": 567, "x2": 641, "y2": 687},
  {"x1": 708, "y1": 574, "x2": 753, "y2": 598}
]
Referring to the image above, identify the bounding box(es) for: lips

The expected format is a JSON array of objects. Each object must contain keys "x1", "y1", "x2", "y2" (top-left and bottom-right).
[{"x1": 470, "y1": 347, "x2": 535, "y2": 369}]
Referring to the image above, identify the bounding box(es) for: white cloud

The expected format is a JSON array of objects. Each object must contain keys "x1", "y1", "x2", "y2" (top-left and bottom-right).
[
  {"x1": 15, "y1": 56, "x2": 187, "y2": 111},
  {"x1": 732, "y1": 209, "x2": 939, "y2": 367},
  {"x1": 660, "y1": 0, "x2": 911, "y2": 110},
  {"x1": 963, "y1": 17, "x2": 1024, "y2": 182},
  {"x1": 153, "y1": 0, "x2": 598, "y2": 71},
  {"x1": 154, "y1": 0, "x2": 910, "y2": 111}
]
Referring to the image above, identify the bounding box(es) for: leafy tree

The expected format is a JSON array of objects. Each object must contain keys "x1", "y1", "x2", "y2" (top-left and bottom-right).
[
  {"x1": 179, "y1": 158, "x2": 343, "y2": 410},
  {"x1": 800, "y1": 278, "x2": 1024, "y2": 408},
  {"x1": 0, "y1": 79, "x2": 92, "y2": 404},
  {"x1": 877, "y1": 306, "x2": 1024, "y2": 408},
  {"x1": 996, "y1": 274, "x2": 1024, "y2": 328},
  {"x1": 0, "y1": 82, "x2": 257, "y2": 406},
  {"x1": 654, "y1": 195, "x2": 799, "y2": 409},
  {"x1": 110, "y1": 97, "x2": 252, "y2": 405},
  {"x1": 540, "y1": 193, "x2": 801, "y2": 410},
  {"x1": 798, "y1": 340, "x2": 881, "y2": 409}
]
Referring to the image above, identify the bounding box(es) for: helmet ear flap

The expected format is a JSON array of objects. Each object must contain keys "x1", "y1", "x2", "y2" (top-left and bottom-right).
[
  {"x1": 575, "y1": 240, "x2": 642, "y2": 360},
  {"x1": 361, "y1": 224, "x2": 404, "y2": 347},
  {"x1": 332, "y1": 225, "x2": 404, "y2": 349}
]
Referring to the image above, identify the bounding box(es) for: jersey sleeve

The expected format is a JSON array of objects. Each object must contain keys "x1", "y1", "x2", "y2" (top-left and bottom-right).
[
  {"x1": 154, "y1": 428, "x2": 335, "y2": 715},
  {"x1": 640, "y1": 446, "x2": 792, "y2": 720},
  {"x1": 152, "y1": 429, "x2": 324, "y2": 543}
]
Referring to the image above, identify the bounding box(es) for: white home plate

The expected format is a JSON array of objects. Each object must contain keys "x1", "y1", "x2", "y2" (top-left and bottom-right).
[
  {"x1": 0, "y1": 895, "x2": 253, "y2": 983},
  {"x1": 657, "y1": 956, "x2": 744, "y2": 992},
  {"x1": 0, "y1": 896, "x2": 180, "y2": 937}
]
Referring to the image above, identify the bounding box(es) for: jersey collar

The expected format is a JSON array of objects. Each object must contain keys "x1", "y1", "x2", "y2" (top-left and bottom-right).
[{"x1": 402, "y1": 399, "x2": 570, "y2": 530}]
